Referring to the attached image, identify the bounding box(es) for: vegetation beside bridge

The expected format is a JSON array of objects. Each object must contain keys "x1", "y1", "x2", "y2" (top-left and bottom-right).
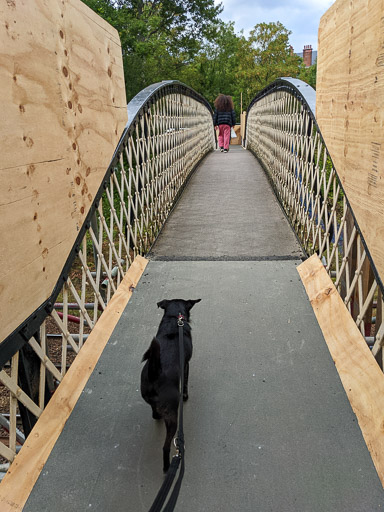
[{"x1": 83, "y1": 0, "x2": 317, "y2": 112}]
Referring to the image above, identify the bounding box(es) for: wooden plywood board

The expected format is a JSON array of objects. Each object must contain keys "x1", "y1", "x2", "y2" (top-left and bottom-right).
[
  {"x1": 316, "y1": 0, "x2": 384, "y2": 288},
  {"x1": 0, "y1": 0, "x2": 127, "y2": 342},
  {"x1": 298, "y1": 254, "x2": 384, "y2": 487},
  {"x1": 240, "y1": 111, "x2": 246, "y2": 139},
  {"x1": 0, "y1": 255, "x2": 148, "y2": 512},
  {"x1": 230, "y1": 124, "x2": 241, "y2": 145}
]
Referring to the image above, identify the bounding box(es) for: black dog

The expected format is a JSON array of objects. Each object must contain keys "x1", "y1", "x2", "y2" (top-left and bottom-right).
[{"x1": 141, "y1": 298, "x2": 201, "y2": 472}]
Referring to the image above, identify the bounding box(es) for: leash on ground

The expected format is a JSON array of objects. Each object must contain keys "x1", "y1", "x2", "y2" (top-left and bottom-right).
[{"x1": 148, "y1": 314, "x2": 186, "y2": 512}]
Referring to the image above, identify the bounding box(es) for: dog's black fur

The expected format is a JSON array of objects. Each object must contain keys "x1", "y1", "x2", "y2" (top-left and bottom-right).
[{"x1": 140, "y1": 298, "x2": 201, "y2": 472}]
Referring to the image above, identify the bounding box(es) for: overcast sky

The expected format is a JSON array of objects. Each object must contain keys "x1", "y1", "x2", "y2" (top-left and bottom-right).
[{"x1": 214, "y1": 0, "x2": 335, "y2": 52}]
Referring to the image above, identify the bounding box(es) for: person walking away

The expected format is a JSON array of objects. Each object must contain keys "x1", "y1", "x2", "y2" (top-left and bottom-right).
[{"x1": 213, "y1": 94, "x2": 236, "y2": 153}]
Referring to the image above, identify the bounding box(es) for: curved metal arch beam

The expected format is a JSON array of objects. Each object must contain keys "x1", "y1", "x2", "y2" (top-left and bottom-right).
[
  {"x1": 127, "y1": 80, "x2": 214, "y2": 128},
  {"x1": 245, "y1": 77, "x2": 384, "y2": 298},
  {"x1": 245, "y1": 78, "x2": 316, "y2": 143},
  {"x1": 0, "y1": 81, "x2": 214, "y2": 367},
  {"x1": 108, "y1": 80, "x2": 215, "y2": 165},
  {"x1": 247, "y1": 77, "x2": 316, "y2": 116}
]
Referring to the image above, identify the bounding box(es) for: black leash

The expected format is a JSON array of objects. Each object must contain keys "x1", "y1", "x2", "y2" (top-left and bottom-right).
[{"x1": 148, "y1": 314, "x2": 186, "y2": 512}]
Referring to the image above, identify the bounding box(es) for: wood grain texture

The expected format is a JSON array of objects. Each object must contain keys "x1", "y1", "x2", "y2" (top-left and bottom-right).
[
  {"x1": 0, "y1": 255, "x2": 148, "y2": 512},
  {"x1": 240, "y1": 112, "x2": 246, "y2": 140},
  {"x1": 298, "y1": 254, "x2": 384, "y2": 487},
  {"x1": 230, "y1": 125, "x2": 242, "y2": 145},
  {"x1": 316, "y1": 0, "x2": 384, "y2": 289},
  {"x1": 0, "y1": 0, "x2": 127, "y2": 342}
]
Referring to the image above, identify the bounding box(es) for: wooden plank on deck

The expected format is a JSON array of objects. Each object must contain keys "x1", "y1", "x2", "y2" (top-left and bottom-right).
[
  {"x1": 298, "y1": 254, "x2": 384, "y2": 487},
  {"x1": 0, "y1": 256, "x2": 148, "y2": 512}
]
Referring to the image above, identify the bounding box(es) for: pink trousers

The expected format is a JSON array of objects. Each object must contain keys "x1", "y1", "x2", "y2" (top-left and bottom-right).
[{"x1": 217, "y1": 124, "x2": 230, "y2": 150}]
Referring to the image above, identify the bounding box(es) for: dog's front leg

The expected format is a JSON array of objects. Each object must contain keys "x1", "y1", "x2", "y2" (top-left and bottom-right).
[{"x1": 183, "y1": 362, "x2": 189, "y2": 401}]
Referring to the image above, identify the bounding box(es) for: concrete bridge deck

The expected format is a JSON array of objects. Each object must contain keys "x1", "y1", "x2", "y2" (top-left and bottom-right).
[{"x1": 23, "y1": 148, "x2": 384, "y2": 511}]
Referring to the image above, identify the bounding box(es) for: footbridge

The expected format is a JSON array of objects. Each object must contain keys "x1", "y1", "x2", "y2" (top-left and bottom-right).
[{"x1": 1, "y1": 1, "x2": 384, "y2": 511}]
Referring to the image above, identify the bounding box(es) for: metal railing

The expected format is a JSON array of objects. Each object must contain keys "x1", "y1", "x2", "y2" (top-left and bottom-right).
[
  {"x1": 0, "y1": 81, "x2": 215, "y2": 466},
  {"x1": 245, "y1": 77, "x2": 384, "y2": 369}
]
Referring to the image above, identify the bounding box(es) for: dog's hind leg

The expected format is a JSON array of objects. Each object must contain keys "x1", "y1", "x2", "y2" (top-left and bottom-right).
[
  {"x1": 183, "y1": 362, "x2": 189, "y2": 401},
  {"x1": 142, "y1": 338, "x2": 161, "y2": 382},
  {"x1": 151, "y1": 404, "x2": 162, "y2": 420},
  {"x1": 163, "y1": 414, "x2": 177, "y2": 473}
]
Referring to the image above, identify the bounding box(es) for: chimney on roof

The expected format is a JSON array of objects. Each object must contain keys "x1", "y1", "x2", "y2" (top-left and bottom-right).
[{"x1": 303, "y1": 45, "x2": 313, "y2": 67}]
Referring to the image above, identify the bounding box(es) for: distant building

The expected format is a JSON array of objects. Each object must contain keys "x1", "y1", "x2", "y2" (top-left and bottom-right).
[{"x1": 296, "y1": 45, "x2": 317, "y2": 67}]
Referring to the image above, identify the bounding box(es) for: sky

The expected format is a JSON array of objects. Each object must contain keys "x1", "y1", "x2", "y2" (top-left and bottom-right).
[{"x1": 214, "y1": 0, "x2": 335, "y2": 52}]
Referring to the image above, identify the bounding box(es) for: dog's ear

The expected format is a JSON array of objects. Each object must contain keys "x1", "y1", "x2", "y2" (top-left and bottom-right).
[
  {"x1": 186, "y1": 299, "x2": 201, "y2": 311},
  {"x1": 157, "y1": 299, "x2": 169, "y2": 310}
]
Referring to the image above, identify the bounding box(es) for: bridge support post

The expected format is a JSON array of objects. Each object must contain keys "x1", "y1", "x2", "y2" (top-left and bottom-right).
[{"x1": 18, "y1": 337, "x2": 54, "y2": 437}]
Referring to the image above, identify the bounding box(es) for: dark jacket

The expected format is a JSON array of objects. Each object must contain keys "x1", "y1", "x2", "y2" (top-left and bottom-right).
[{"x1": 213, "y1": 109, "x2": 236, "y2": 127}]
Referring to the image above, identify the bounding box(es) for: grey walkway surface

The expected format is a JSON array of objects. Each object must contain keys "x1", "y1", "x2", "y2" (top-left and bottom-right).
[
  {"x1": 25, "y1": 149, "x2": 384, "y2": 511},
  {"x1": 150, "y1": 147, "x2": 302, "y2": 260}
]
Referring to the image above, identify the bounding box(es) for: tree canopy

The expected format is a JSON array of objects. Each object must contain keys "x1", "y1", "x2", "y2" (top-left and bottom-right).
[
  {"x1": 83, "y1": 0, "x2": 315, "y2": 113},
  {"x1": 234, "y1": 22, "x2": 303, "y2": 107}
]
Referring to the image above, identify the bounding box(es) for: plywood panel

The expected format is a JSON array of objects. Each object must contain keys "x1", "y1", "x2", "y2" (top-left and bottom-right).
[
  {"x1": 316, "y1": 0, "x2": 384, "y2": 288},
  {"x1": 298, "y1": 254, "x2": 384, "y2": 487},
  {"x1": 230, "y1": 124, "x2": 241, "y2": 145},
  {"x1": 0, "y1": 0, "x2": 127, "y2": 342}
]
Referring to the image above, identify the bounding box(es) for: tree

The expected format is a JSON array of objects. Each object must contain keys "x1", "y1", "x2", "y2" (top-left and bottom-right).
[
  {"x1": 82, "y1": 4, "x2": 304, "y2": 112},
  {"x1": 235, "y1": 22, "x2": 302, "y2": 106},
  {"x1": 298, "y1": 60, "x2": 317, "y2": 89},
  {"x1": 180, "y1": 22, "x2": 242, "y2": 110},
  {"x1": 82, "y1": 0, "x2": 223, "y2": 100}
]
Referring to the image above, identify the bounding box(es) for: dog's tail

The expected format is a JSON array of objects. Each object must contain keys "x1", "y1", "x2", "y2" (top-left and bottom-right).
[{"x1": 142, "y1": 338, "x2": 161, "y2": 381}]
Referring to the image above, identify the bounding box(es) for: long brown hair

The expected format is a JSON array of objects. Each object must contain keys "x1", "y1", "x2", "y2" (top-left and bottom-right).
[{"x1": 214, "y1": 94, "x2": 234, "y2": 112}]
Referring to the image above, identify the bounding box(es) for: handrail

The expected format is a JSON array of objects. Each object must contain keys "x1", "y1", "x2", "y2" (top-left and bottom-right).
[
  {"x1": 126, "y1": 80, "x2": 214, "y2": 131},
  {"x1": 247, "y1": 78, "x2": 316, "y2": 119},
  {"x1": 245, "y1": 78, "x2": 384, "y2": 369},
  {"x1": 0, "y1": 81, "x2": 215, "y2": 462}
]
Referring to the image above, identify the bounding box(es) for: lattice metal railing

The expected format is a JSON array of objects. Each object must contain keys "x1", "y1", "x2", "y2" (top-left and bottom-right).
[
  {"x1": 0, "y1": 81, "x2": 215, "y2": 468},
  {"x1": 245, "y1": 78, "x2": 384, "y2": 370}
]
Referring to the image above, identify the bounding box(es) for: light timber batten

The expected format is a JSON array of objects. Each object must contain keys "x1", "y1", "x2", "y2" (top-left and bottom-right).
[
  {"x1": 246, "y1": 77, "x2": 384, "y2": 367},
  {"x1": 0, "y1": 255, "x2": 148, "y2": 512},
  {"x1": 316, "y1": 0, "x2": 384, "y2": 290},
  {"x1": 0, "y1": 0, "x2": 127, "y2": 343},
  {"x1": 298, "y1": 254, "x2": 384, "y2": 488}
]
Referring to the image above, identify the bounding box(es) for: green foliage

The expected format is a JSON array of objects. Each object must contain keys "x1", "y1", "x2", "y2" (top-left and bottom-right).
[
  {"x1": 235, "y1": 22, "x2": 302, "y2": 107},
  {"x1": 298, "y1": 60, "x2": 317, "y2": 89},
  {"x1": 179, "y1": 22, "x2": 242, "y2": 108},
  {"x1": 83, "y1": 0, "x2": 223, "y2": 100},
  {"x1": 82, "y1": 2, "x2": 307, "y2": 110}
]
